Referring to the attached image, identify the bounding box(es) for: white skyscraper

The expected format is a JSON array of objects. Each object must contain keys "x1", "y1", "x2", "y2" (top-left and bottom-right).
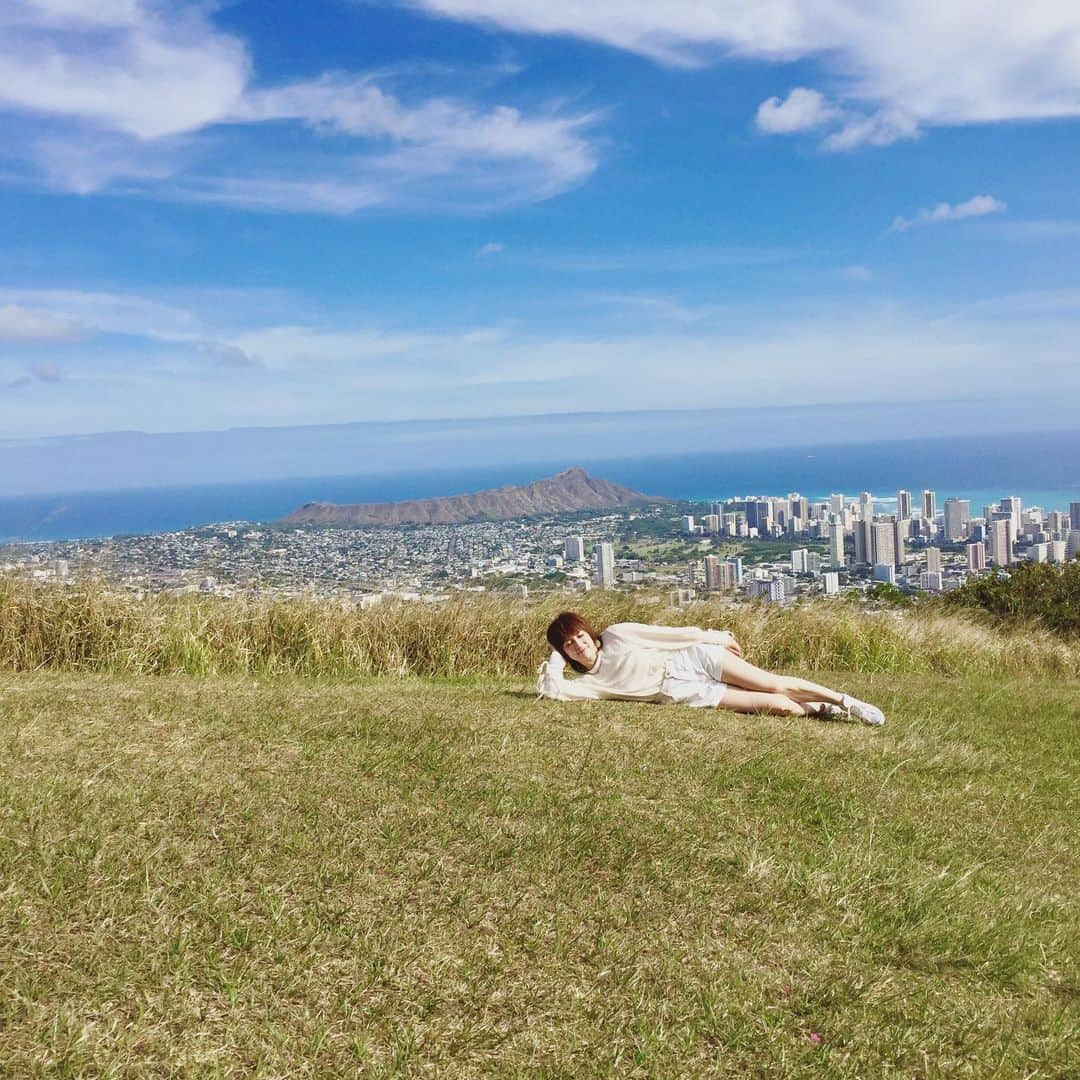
[
  {"x1": 967, "y1": 541, "x2": 987, "y2": 571},
  {"x1": 1000, "y1": 496, "x2": 1022, "y2": 541},
  {"x1": 829, "y1": 494, "x2": 845, "y2": 515},
  {"x1": 944, "y1": 499, "x2": 971, "y2": 542},
  {"x1": 594, "y1": 542, "x2": 615, "y2": 588},
  {"x1": 989, "y1": 516, "x2": 1014, "y2": 567},
  {"x1": 926, "y1": 547, "x2": 941, "y2": 574},
  {"x1": 872, "y1": 520, "x2": 898, "y2": 568},
  {"x1": 828, "y1": 520, "x2": 846, "y2": 568},
  {"x1": 897, "y1": 490, "x2": 912, "y2": 519},
  {"x1": 564, "y1": 536, "x2": 585, "y2": 562},
  {"x1": 822, "y1": 571, "x2": 840, "y2": 596},
  {"x1": 682, "y1": 515, "x2": 696, "y2": 534},
  {"x1": 790, "y1": 548, "x2": 809, "y2": 573}
]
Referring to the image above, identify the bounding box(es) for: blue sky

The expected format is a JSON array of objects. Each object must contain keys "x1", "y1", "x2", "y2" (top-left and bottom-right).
[{"x1": 2, "y1": 1, "x2": 1080, "y2": 445}]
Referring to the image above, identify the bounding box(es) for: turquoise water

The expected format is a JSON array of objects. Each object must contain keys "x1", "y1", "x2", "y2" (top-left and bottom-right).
[{"x1": 2, "y1": 429, "x2": 1077, "y2": 543}]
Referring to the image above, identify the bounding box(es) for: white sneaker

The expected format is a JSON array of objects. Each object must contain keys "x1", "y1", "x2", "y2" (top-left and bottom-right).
[{"x1": 842, "y1": 694, "x2": 886, "y2": 727}]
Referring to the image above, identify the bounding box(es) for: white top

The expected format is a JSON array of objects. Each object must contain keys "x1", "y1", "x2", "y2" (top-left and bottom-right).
[{"x1": 536, "y1": 622, "x2": 736, "y2": 702}]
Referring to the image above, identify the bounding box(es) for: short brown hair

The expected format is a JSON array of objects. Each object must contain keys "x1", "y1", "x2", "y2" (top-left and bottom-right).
[{"x1": 546, "y1": 611, "x2": 601, "y2": 673}]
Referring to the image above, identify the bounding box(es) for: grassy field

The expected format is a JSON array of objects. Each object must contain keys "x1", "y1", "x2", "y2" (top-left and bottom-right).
[{"x1": 1, "y1": 670, "x2": 1076, "y2": 1075}]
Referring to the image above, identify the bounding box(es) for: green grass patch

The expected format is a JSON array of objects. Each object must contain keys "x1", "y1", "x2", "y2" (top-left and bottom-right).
[{"x1": 1, "y1": 671, "x2": 1076, "y2": 1074}]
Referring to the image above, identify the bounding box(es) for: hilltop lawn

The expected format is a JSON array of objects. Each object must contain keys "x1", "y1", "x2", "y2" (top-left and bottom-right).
[{"x1": 1, "y1": 672, "x2": 1076, "y2": 1076}]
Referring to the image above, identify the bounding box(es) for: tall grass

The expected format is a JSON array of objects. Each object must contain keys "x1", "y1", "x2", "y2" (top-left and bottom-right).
[{"x1": 1, "y1": 577, "x2": 1076, "y2": 679}]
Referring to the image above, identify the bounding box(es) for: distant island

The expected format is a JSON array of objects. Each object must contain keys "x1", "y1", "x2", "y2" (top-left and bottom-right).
[{"x1": 280, "y1": 467, "x2": 666, "y2": 526}]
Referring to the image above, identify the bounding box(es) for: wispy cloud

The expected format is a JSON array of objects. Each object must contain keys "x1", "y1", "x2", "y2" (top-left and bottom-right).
[
  {"x1": 509, "y1": 245, "x2": 807, "y2": 273},
  {"x1": 0, "y1": 1, "x2": 599, "y2": 213},
  {"x1": 7, "y1": 360, "x2": 63, "y2": 390},
  {"x1": 840, "y1": 265, "x2": 873, "y2": 282},
  {"x1": 409, "y1": 2, "x2": 1080, "y2": 150},
  {"x1": 477, "y1": 242, "x2": 505, "y2": 257},
  {"x1": 198, "y1": 341, "x2": 264, "y2": 370},
  {"x1": 0, "y1": 302, "x2": 88, "y2": 343},
  {"x1": 889, "y1": 195, "x2": 1006, "y2": 233},
  {"x1": 1000, "y1": 219, "x2": 1080, "y2": 241}
]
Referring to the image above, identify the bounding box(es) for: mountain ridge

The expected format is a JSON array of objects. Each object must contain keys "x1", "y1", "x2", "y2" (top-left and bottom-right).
[{"x1": 280, "y1": 467, "x2": 666, "y2": 526}]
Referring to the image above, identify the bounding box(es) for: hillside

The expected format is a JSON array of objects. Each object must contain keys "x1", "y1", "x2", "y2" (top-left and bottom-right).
[
  {"x1": 280, "y1": 466, "x2": 665, "y2": 526},
  {"x1": 1, "y1": 670, "x2": 1075, "y2": 1075}
]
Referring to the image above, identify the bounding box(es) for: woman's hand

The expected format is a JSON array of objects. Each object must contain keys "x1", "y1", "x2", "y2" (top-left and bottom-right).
[{"x1": 716, "y1": 630, "x2": 742, "y2": 657}]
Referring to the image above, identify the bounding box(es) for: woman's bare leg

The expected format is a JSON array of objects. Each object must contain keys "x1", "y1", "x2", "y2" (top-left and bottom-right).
[
  {"x1": 715, "y1": 652, "x2": 845, "y2": 707},
  {"x1": 719, "y1": 689, "x2": 809, "y2": 716}
]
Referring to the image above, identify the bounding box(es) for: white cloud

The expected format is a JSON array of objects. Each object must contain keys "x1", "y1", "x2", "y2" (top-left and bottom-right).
[
  {"x1": 477, "y1": 242, "x2": 505, "y2": 256},
  {"x1": 0, "y1": 2, "x2": 598, "y2": 212},
  {"x1": 0, "y1": 0, "x2": 248, "y2": 138},
  {"x1": 890, "y1": 194, "x2": 1007, "y2": 233},
  {"x1": 820, "y1": 109, "x2": 920, "y2": 152},
  {"x1": 0, "y1": 303, "x2": 87, "y2": 343},
  {"x1": 755, "y1": 87, "x2": 838, "y2": 133},
  {"x1": 409, "y1": 1, "x2": 1080, "y2": 149},
  {"x1": 2, "y1": 288, "x2": 202, "y2": 340}
]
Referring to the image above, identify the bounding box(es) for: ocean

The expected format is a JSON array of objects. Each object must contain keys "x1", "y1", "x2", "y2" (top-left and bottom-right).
[{"x1": 1, "y1": 429, "x2": 1078, "y2": 543}]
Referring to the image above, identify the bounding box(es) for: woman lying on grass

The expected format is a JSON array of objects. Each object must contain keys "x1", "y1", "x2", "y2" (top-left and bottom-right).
[{"x1": 537, "y1": 612, "x2": 885, "y2": 725}]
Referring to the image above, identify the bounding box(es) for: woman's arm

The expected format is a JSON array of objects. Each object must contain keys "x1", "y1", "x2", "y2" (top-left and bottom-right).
[
  {"x1": 536, "y1": 651, "x2": 605, "y2": 701},
  {"x1": 605, "y1": 622, "x2": 742, "y2": 655}
]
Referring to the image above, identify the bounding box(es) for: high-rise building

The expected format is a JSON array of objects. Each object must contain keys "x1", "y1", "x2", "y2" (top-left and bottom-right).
[
  {"x1": 893, "y1": 519, "x2": 908, "y2": 566},
  {"x1": 703, "y1": 514, "x2": 720, "y2": 534},
  {"x1": 872, "y1": 520, "x2": 898, "y2": 568},
  {"x1": 967, "y1": 541, "x2": 987, "y2": 571},
  {"x1": 726, "y1": 557, "x2": 744, "y2": 585},
  {"x1": 1000, "y1": 496, "x2": 1022, "y2": 540},
  {"x1": 897, "y1": 490, "x2": 913, "y2": 519},
  {"x1": 1050, "y1": 540, "x2": 1068, "y2": 563},
  {"x1": 944, "y1": 498, "x2": 971, "y2": 542},
  {"x1": 594, "y1": 542, "x2": 615, "y2": 588},
  {"x1": 564, "y1": 536, "x2": 585, "y2": 562},
  {"x1": 822, "y1": 571, "x2": 840, "y2": 595},
  {"x1": 872, "y1": 563, "x2": 896, "y2": 584},
  {"x1": 1070, "y1": 503, "x2": 1080, "y2": 530},
  {"x1": 828, "y1": 520, "x2": 846, "y2": 568},
  {"x1": 829, "y1": 494, "x2": 845, "y2": 515},
  {"x1": 704, "y1": 556, "x2": 736, "y2": 590},
  {"x1": 926, "y1": 547, "x2": 941, "y2": 574},
  {"x1": 1028, "y1": 543, "x2": 1050, "y2": 564},
  {"x1": 682, "y1": 515, "x2": 696, "y2": 534},
  {"x1": 922, "y1": 490, "x2": 936, "y2": 522},
  {"x1": 790, "y1": 548, "x2": 809, "y2": 573},
  {"x1": 859, "y1": 492, "x2": 874, "y2": 518},
  {"x1": 989, "y1": 516, "x2": 1014, "y2": 566},
  {"x1": 854, "y1": 519, "x2": 872, "y2": 565}
]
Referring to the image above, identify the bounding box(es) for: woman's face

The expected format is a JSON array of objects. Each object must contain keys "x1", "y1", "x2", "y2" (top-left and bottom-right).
[{"x1": 563, "y1": 627, "x2": 599, "y2": 669}]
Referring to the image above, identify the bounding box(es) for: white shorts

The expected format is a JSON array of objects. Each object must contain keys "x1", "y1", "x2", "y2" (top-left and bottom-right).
[{"x1": 659, "y1": 643, "x2": 728, "y2": 708}]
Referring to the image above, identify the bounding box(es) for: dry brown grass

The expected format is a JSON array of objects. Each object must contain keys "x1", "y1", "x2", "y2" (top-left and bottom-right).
[{"x1": 1, "y1": 576, "x2": 1077, "y2": 679}]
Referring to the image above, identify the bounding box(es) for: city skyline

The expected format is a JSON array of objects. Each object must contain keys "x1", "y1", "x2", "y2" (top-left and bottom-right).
[{"x1": 2, "y1": 2, "x2": 1080, "y2": 450}]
